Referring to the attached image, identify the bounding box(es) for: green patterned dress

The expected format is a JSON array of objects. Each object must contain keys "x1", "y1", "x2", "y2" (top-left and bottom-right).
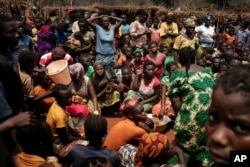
[{"x1": 167, "y1": 67, "x2": 214, "y2": 166}]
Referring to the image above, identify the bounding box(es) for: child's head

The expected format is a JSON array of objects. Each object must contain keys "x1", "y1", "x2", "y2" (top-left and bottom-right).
[
  {"x1": 149, "y1": 41, "x2": 158, "y2": 53},
  {"x1": 84, "y1": 115, "x2": 107, "y2": 147},
  {"x1": 218, "y1": 62, "x2": 228, "y2": 74},
  {"x1": 79, "y1": 53, "x2": 91, "y2": 68},
  {"x1": 51, "y1": 47, "x2": 66, "y2": 61},
  {"x1": 121, "y1": 65, "x2": 131, "y2": 80},
  {"x1": 123, "y1": 34, "x2": 131, "y2": 44},
  {"x1": 56, "y1": 23, "x2": 65, "y2": 34},
  {"x1": 120, "y1": 14, "x2": 127, "y2": 24},
  {"x1": 52, "y1": 84, "x2": 72, "y2": 108},
  {"x1": 240, "y1": 51, "x2": 249, "y2": 62},
  {"x1": 93, "y1": 61, "x2": 105, "y2": 77},
  {"x1": 133, "y1": 48, "x2": 143, "y2": 63},
  {"x1": 212, "y1": 56, "x2": 221, "y2": 73},
  {"x1": 152, "y1": 17, "x2": 159, "y2": 28},
  {"x1": 37, "y1": 72, "x2": 52, "y2": 88},
  {"x1": 16, "y1": 121, "x2": 53, "y2": 159},
  {"x1": 101, "y1": 16, "x2": 110, "y2": 29},
  {"x1": 78, "y1": 18, "x2": 88, "y2": 33},
  {"x1": 74, "y1": 31, "x2": 83, "y2": 41},
  {"x1": 124, "y1": 46, "x2": 133, "y2": 58},
  {"x1": 18, "y1": 51, "x2": 36, "y2": 74},
  {"x1": 166, "y1": 62, "x2": 178, "y2": 75},
  {"x1": 143, "y1": 60, "x2": 155, "y2": 78},
  {"x1": 142, "y1": 43, "x2": 149, "y2": 55},
  {"x1": 120, "y1": 99, "x2": 147, "y2": 123},
  {"x1": 205, "y1": 64, "x2": 250, "y2": 166},
  {"x1": 235, "y1": 42, "x2": 243, "y2": 53},
  {"x1": 159, "y1": 43, "x2": 169, "y2": 54},
  {"x1": 228, "y1": 25, "x2": 235, "y2": 35},
  {"x1": 228, "y1": 57, "x2": 242, "y2": 70}
]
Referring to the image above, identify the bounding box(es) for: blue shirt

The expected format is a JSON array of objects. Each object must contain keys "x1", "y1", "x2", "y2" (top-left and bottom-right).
[
  {"x1": 71, "y1": 144, "x2": 120, "y2": 167},
  {"x1": 237, "y1": 29, "x2": 250, "y2": 46},
  {"x1": 96, "y1": 25, "x2": 115, "y2": 55},
  {"x1": 0, "y1": 82, "x2": 12, "y2": 121},
  {"x1": 120, "y1": 24, "x2": 131, "y2": 35},
  {"x1": 55, "y1": 32, "x2": 69, "y2": 46},
  {"x1": 12, "y1": 34, "x2": 34, "y2": 62}
]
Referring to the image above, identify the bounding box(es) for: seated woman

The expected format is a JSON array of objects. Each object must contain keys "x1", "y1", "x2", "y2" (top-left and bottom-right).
[
  {"x1": 71, "y1": 115, "x2": 120, "y2": 167},
  {"x1": 67, "y1": 63, "x2": 99, "y2": 134},
  {"x1": 103, "y1": 99, "x2": 154, "y2": 151},
  {"x1": 119, "y1": 133, "x2": 187, "y2": 167},
  {"x1": 124, "y1": 60, "x2": 160, "y2": 113},
  {"x1": 90, "y1": 61, "x2": 120, "y2": 114},
  {"x1": 152, "y1": 62, "x2": 178, "y2": 118}
]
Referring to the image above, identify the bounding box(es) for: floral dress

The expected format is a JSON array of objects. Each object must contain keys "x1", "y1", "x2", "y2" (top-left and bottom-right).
[{"x1": 167, "y1": 67, "x2": 215, "y2": 166}]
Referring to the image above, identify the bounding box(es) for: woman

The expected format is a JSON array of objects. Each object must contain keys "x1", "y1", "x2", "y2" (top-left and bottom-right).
[
  {"x1": 173, "y1": 18, "x2": 199, "y2": 62},
  {"x1": 130, "y1": 11, "x2": 150, "y2": 48},
  {"x1": 90, "y1": 62, "x2": 120, "y2": 113},
  {"x1": 167, "y1": 47, "x2": 215, "y2": 166},
  {"x1": 124, "y1": 60, "x2": 160, "y2": 112},
  {"x1": 67, "y1": 63, "x2": 98, "y2": 132}
]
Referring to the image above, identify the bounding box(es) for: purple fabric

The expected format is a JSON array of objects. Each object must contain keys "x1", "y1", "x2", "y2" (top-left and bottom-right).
[{"x1": 37, "y1": 30, "x2": 55, "y2": 53}]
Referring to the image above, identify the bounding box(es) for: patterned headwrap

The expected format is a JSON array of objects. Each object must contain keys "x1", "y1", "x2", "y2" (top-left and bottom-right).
[
  {"x1": 184, "y1": 18, "x2": 196, "y2": 27},
  {"x1": 120, "y1": 99, "x2": 139, "y2": 116},
  {"x1": 133, "y1": 48, "x2": 144, "y2": 56},
  {"x1": 134, "y1": 132, "x2": 168, "y2": 167}
]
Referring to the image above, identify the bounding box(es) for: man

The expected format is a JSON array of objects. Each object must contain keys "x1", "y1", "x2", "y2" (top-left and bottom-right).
[
  {"x1": 0, "y1": 15, "x2": 36, "y2": 153},
  {"x1": 160, "y1": 13, "x2": 179, "y2": 47}
]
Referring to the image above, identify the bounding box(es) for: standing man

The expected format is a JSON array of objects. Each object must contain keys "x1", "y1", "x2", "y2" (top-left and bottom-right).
[
  {"x1": 160, "y1": 13, "x2": 179, "y2": 47},
  {"x1": 0, "y1": 15, "x2": 36, "y2": 153},
  {"x1": 87, "y1": 15, "x2": 123, "y2": 77}
]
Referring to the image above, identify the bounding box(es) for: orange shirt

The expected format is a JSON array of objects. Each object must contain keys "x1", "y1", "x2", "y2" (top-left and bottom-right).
[
  {"x1": 103, "y1": 118, "x2": 146, "y2": 151},
  {"x1": 225, "y1": 34, "x2": 236, "y2": 45}
]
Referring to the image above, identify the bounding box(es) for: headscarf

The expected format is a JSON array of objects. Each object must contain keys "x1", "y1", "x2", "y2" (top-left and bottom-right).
[
  {"x1": 134, "y1": 132, "x2": 168, "y2": 167},
  {"x1": 133, "y1": 48, "x2": 144, "y2": 56},
  {"x1": 69, "y1": 63, "x2": 84, "y2": 80},
  {"x1": 120, "y1": 99, "x2": 139, "y2": 116},
  {"x1": 184, "y1": 18, "x2": 196, "y2": 27}
]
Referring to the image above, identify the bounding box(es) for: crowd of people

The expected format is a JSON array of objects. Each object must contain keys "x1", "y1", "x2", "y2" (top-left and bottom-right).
[{"x1": 0, "y1": 6, "x2": 250, "y2": 167}]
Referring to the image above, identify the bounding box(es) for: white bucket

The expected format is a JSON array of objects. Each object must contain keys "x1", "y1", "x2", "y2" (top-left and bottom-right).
[{"x1": 45, "y1": 60, "x2": 72, "y2": 85}]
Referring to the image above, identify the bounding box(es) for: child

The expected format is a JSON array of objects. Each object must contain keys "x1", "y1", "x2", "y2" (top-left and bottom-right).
[
  {"x1": 71, "y1": 115, "x2": 120, "y2": 167},
  {"x1": 65, "y1": 31, "x2": 83, "y2": 50},
  {"x1": 79, "y1": 53, "x2": 94, "y2": 78},
  {"x1": 103, "y1": 99, "x2": 154, "y2": 151},
  {"x1": 149, "y1": 17, "x2": 160, "y2": 44},
  {"x1": 115, "y1": 45, "x2": 133, "y2": 68},
  {"x1": 225, "y1": 26, "x2": 236, "y2": 45},
  {"x1": 160, "y1": 43, "x2": 174, "y2": 76},
  {"x1": 205, "y1": 65, "x2": 250, "y2": 167},
  {"x1": 46, "y1": 84, "x2": 83, "y2": 146},
  {"x1": 117, "y1": 66, "x2": 133, "y2": 101},
  {"x1": 18, "y1": 51, "x2": 36, "y2": 109},
  {"x1": 55, "y1": 23, "x2": 69, "y2": 47},
  {"x1": 130, "y1": 48, "x2": 144, "y2": 75},
  {"x1": 240, "y1": 51, "x2": 250, "y2": 64},
  {"x1": 145, "y1": 41, "x2": 166, "y2": 79},
  {"x1": 34, "y1": 72, "x2": 55, "y2": 114}
]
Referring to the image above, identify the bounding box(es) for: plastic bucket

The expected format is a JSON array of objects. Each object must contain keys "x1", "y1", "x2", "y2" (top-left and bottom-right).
[{"x1": 45, "y1": 60, "x2": 72, "y2": 85}]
